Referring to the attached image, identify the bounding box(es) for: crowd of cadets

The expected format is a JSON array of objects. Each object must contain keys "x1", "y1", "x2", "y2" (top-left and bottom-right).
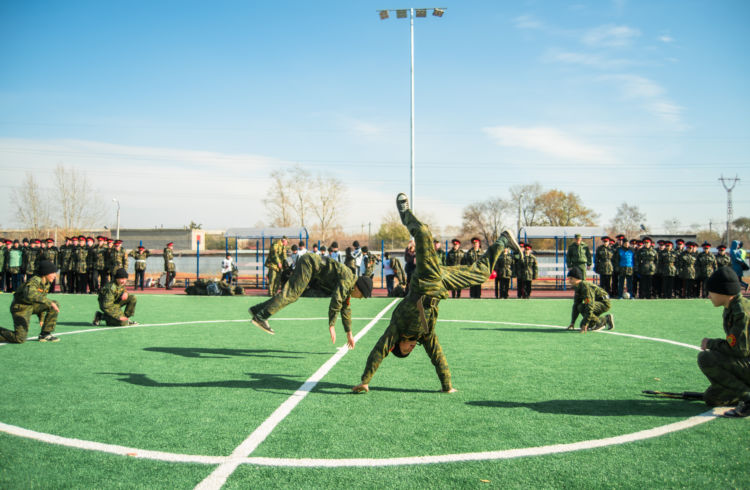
[
  {"x1": 594, "y1": 235, "x2": 731, "y2": 299},
  {"x1": 0, "y1": 236, "x2": 129, "y2": 294}
]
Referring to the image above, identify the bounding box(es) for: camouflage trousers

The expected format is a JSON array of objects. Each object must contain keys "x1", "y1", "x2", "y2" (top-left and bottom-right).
[
  {"x1": 574, "y1": 299, "x2": 610, "y2": 329},
  {"x1": 254, "y1": 256, "x2": 319, "y2": 319},
  {"x1": 100, "y1": 296, "x2": 137, "y2": 326},
  {"x1": 0, "y1": 302, "x2": 58, "y2": 343},
  {"x1": 698, "y1": 350, "x2": 750, "y2": 406},
  {"x1": 267, "y1": 267, "x2": 282, "y2": 297}
]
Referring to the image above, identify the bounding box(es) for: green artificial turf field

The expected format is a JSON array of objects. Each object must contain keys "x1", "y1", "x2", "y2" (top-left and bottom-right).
[{"x1": 0, "y1": 293, "x2": 748, "y2": 489}]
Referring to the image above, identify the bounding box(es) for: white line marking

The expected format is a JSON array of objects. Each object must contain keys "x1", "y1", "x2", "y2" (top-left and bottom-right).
[{"x1": 194, "y1": 299, "x2": 400, "y2": 490}]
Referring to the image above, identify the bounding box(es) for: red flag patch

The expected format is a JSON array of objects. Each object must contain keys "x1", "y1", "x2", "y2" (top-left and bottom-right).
[{"x1": 727, "y1": 334, "x2": 737, "y2": 347}]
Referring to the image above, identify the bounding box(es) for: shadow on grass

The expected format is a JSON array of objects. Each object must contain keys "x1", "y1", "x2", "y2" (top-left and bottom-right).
[
  {"x1": 142, "y1": 347, "x2": 329, "y2": 359},
  {"x1": 57, "y1": 322, "x2": 101, "y2": 327},
  {"x1": 98, "y1": 371, "x2": 436, "y2": 395},
  {"x1": 462, "y1": 327, "x2": 567, "y2": 334},
  {"x1": 466, "y1": 398, "x2": 704, "y2": 417}
]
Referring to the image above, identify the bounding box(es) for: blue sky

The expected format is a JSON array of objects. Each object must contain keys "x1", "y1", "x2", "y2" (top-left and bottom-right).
[{"x1": 1, "y1": 0, "x2": 748, "y2": 236}]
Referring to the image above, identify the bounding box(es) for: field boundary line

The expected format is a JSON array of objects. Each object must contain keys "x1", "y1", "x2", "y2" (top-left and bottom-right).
[{"x1": 194, "y1": 298, "x2": 400, "y2": 490}]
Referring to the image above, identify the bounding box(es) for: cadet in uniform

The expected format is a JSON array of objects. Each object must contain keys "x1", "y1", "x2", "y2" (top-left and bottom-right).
[
  {"x1": 716, "y1": 244, "x2": 731, "y2": 269},
  {"x1": 566, "y1": 233, "x2": 592, "y2": 279},
  {"x1": 41, "y1": 238, "x2": 59, "y2": 293},
  {"x1": 678, "y1": 241, "x2": 697, "y2": 298},
  {"x1": 494, "y1": 248, "x2": 514, "y2": 299},
  {"x1": 74, "y1": 236, "x2": 89, "y2": 294},
  {"x1": 361, "y1": 246, "x2": 380, "y2": 278},
  {"x1": 696, "y1": 242, "x2": 717, "y2": 299},
  {"x1": 129, "y1": 245, "x2": 151, "y2": 290},
  {"x1": 698, "y1": 267, "x2": 750, "y2": 417},
  {"x1": 265, "y1": 236, "x2": 289, "y2": 296},
  {"x1": 109, "y1": 240, "x2": 128, "y2": 282},
  {"x1": 22, "y1": 239, "x2": 41, "y2": 283},
  {"x1": 635, "y1": 237, "x2": 658, "y2": 299},
  {"x1": 93, "y1": 236, "x2": 107, "y2": 291},
  {"x1": 163, "y1": 242, "x2": 176, "y2": 290},
  {"x1": 59, "y1": 237, "x2": 73, "y2": 293},
  {"x1": 515, "y1": 244, "x2": 538, "y2": 299},
  {"x1": 462, "y1": 237, "x2": 483, "y2": 298},
  {"x1": 352, "y1": 193, "x2": 520, "y2": 393},
  {"x1": 93, "y1": 268, "x2": 138, "y2": 326},
  {"x1": 565, "y1": 268, "x2": 614, "y2": 333},
  {"x1": 0, "y1": 260, "x2": 60, "y2": 343},
  {"x1": 594, "y1": 236, "x2": 614, "y2": 296},
  {"x1": 0, "y1": 239, "x2": 6, "y2": 292},
  {"x1": 659, "y1": 241, "x2": 677, "y2": 298},
  {"x1": 249, "y1": 249, "x2": 373, "y2": 347},
  {"x1": 445, "y1": 239, "x2": 464, "y2": 298}
]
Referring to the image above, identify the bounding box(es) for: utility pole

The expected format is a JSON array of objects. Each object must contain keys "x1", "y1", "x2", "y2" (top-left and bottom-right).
[{"x1": 719, "y1": 175, "x2": 740, "y2": 244}]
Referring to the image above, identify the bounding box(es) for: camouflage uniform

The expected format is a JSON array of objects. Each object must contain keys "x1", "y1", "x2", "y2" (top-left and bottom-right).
[
  {"x1": 265, "y1": 238, "x2": 288, "y2": 296},
  {"x1": 658, "y1": 246, "x2": 678, "y2": 298},
  {"x1": 362, "y1": 250, "x2": 380, "y2": 278},
  {"x1": 494, "y1": 249, "x2": 514, "y2": 299},
  {"x1": 716, "y1": 251, "x2": 731, "y2": 269},
  {"x1": 163, "y1": 246, "x2": 176, "y2": 290},
  {"x1": 445, "y1": 246, "x2": 465, "y2": 298},
  {"x1": 59, "y1": 242, "x2": 74, "y2": 293},
  {"x1": 109, "y1": 246, "x2": 128, "y2": 282},
  {"x1": 359, "y1": 209, "x2": 513, "y2": 391},
  {"x1": 97, "y1": 281, "x2": 137, "y2": 326},
  {"x1": 251, "y1": 253, "x2": 358, "y2": 336},
  {"x1": 41, "y1": 242, "x2": 59, "y2": 293},
  {"x1": 677, "y1": 249, "x2": 697, "y2": 298},
  {"x1": 462, "y1": 246, "x2": 484, "y2": 298},
  {"x1": 0, "y1": 275, "x2": 58, "y2": 343},
  {"x1": 22, "y1": 245, "x2": 40, "y2": 280},
  {"x1": 74, "y1": 243, "x2": 89, "y2": 293},
  {"x1": 0, "y1": 242, "x2": 6, "y2": 292},
  {"x1": 696, "y1": 250, "x2": 718, "y2": 298},
  {"x1": 571, "y1": 280, "x2": 611, "y2": 330},
  {"x1": 515, "y1": 250, "x2": 538, "y2": 299},
  {"x1": 93, "y1": 243, "x2": 108, "y2": 291},
  {"x1": 698, "y1": 293, "x2": 750, "y2": 406},
  {"x1": 129, "y1": 248, "x2": 151, "y2": 290},
  {"x1": 635, "y1": 245, "x2": 658, "y2": 299},
  {"x1": 566, "y1": 240, "x2": 592, "y2": 279},
  {"x1": 594, "y1": 243, "x2": 614, "y2": 296}
]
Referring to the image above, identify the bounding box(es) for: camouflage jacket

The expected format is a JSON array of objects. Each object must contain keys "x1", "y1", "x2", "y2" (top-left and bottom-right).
[
  {"x1": 265, "y1": 239, "x2": 288, "y2": 271},
  {"x1": 677, "y1": 251, "x2": 696, "y2": 279},
  {"x1": 445, "y1": 248, "x2": 464, "y2": 267},
  {"x1": 494, "y1": 251, "x2": 514, "y2": 279},
  {"x1": 93, "y1": 245, "x2": 108, "y2": 270},
  {"x1": 390, "y1": 256, "x2": 406, "y2": 284},
  {"x1": 299, "y1": 253, "x2": 358, "y2": 332},
  {"x1": 109, "y1": 248, "x2": 128, "y2": 272},
  {"x1": 23, "y1": 247, "x2": 40, "y2": 275},
  {"x1": 163, "y1": 248, "x2": 175, "y2": 272},
  {"x1": 98, "y1": 281, "x2": 127, "y2": 318},
  {"x1": 362, "y1": 252, "x2": 380, "y2": 278},
  {"x1": 60, "y1": 245, "x2": 74, "y2": 272},
  {"x1": 635, "y1": 247, "x2": 658, "y2": 276},
  {"x1": 74, "y1": 246, "x2": 89, "y2": 274},
  {"x1": 566, "y1": 242, "x2": 592, "y2": 268},
  {"x1": 41, "y1": 246, "x2": 59, "y2": 267},
  {"x1": 695, "y1": 251, "x2": 717, "y2": 279},
  {"x1": 571, "y1": 280, "x2": 610, "y2": 326},
  {"x1": 515, "y1": 254, "x2": 538, "y2": 281},
  {"x1": 461, "y1": 248, "x2": 482, "y2": 266},
  {"x1": 12, "y1": 275, "x2": 52, "y2": 308},
  {"x1": 0, "y1": 247, "x2": 5, "y2": 271},
  {"x1": 129, "y1": 250, "x2": 151, "y2": 271},
  {"x1": 594, "y1": 245, "x2": 614, "y2": 275},
  {"x1": 716, "y1": 253, "x2": 731, "y2": 269},
  {"x1": 705, "y1": 294, "x2": 750, "y2": 358},
  {"x1": 658, "y1": 249, "x2": 678, "y2": 276}
]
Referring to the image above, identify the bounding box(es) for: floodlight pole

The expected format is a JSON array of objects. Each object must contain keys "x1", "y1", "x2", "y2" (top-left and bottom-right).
[
  {"x1": 379, "y1": 7, "x2": 445, "y2": 212},
  {"x1": 112, "y1": 198, "x2": 120, "y2": 240}
]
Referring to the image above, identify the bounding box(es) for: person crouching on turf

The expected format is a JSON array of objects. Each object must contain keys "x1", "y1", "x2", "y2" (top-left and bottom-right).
[
  {"x1": 93, "y1": 268, "x2": 138, "y2": 326},
  {"x1": 248, "y1": 252, "x2": 373, "y2": 349},
  {"x1": 0, "y1": 260, "x2": 60, "y2": 343},
  {"x1": 698, "y1": 267, "x2": 750, "y2": 418},
  {"x1": 352, "y1": 193, "x2": 521, "y2": 394},
  {"x1": 566, "y1": 268, "x2": 614, "y2": 333}
]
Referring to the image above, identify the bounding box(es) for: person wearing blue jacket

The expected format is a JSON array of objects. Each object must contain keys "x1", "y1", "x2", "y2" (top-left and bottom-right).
[
  {"x1": 617, "y1": 239, "x2": 635, "y2": 299},
  {"x1": 730, "y1": 240, "x2": 749, "y2": 292}
]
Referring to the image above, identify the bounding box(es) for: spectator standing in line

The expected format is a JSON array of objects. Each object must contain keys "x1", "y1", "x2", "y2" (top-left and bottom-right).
[
  {"x1": 617, "y1": 239, "x2": 635, "y2": 298},
  {"x1": 163, "y1": 242, "x2": 176, "y2": 290},
  {"x1": 404, "y1": 240, "x2": 416, "y2": 286},
  {"x1": 462, "y1": 237, "x2": 483, "y2": 298},
  {"x1": 221, "y1": 254, "x2": 234, "y2": 283},
  {"x1": 445, "y1": 239, "x2": 464, "y2": 298},
  {"x1": 129, "y1": 245, "x2": 151, "y2": 291}
]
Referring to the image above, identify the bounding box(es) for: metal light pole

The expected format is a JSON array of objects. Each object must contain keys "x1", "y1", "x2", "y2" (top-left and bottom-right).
[
  {"x1": 112, "y1": 198, "x2": 120, "y2": 240},
  {"x1": 378, "y1": 7, "x2": 445, "y2": 212}
]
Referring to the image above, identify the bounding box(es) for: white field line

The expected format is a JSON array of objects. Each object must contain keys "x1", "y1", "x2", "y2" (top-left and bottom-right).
[{"x1": 194, "y1": 299, "x2": 400, "y2": 490}]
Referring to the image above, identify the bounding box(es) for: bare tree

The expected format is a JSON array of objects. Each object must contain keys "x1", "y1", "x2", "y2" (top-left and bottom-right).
[
  {"x1": 11, "y1": 172, "x2": 52, "y2": 234},
  {"x1": 609, "y1": 202, "x2": 647, "y2": 238},
  {"x1": 374, "y1": 211, "x2": 410, "y2": 250},
  {"x1": 263, "y1": 169, "x2": 294, "y2": 227},
  {"x1": 311, "y1": 173, "x2": 344, "y2": 243},
  {"x1": 54, "y1": 164, "x2": 104, "y2": 232},
  {"x1": 461, "y1": 197, "x2": 512, "y2": 246},
  {"x1": 509, "y1": 182, "x2": 544, "y2": 231},
  {"x1": 536, "y1": 190, "x2": 599, "y2": 226},
  {"x1": 288, "y1": 165, "x2": 313, "y2": 228}
]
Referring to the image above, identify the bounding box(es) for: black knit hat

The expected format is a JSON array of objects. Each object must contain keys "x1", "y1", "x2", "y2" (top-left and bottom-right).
[
  {"x1": 37, "y1": 260, "x2": 57, "y2": 276},
  {"x1": 114, "y1": 268, "x2": 129, "y2": 279},
  {"x1": 706, "y1": 267, "x2": 741, "y2": 296},
  {"x1": 567, "y1": 268, "x2": 583, "y2": 280},
  {"x1": 355, "y1": 276, "x2": 373, "y2": 298}
]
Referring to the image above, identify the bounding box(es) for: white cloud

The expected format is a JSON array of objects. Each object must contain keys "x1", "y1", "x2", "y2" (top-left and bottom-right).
[
  {"x1": 545, "y1": 48, "x2": 634, "y2": 70},
  {"x1": 599, "y1": 75, "x2": 685, "y2": 128},
  {"x1": 582, "y1": 24, "x2": 640, "y2": 47},
  {"x1": 658, "y1": 34, "x2": 674, "y2": 43},
  {"x1": 482, "y1": 126, "x2": 615, "y2": 163},
  {"x1": 513, "y1": 15, "x2": 544, "y2": 30}
]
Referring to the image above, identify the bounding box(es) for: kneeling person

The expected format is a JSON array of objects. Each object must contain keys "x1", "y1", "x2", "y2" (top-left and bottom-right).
[
  {"x1": 0, "y1": 260, "x2": 60, "y2": 343},
  {"x1": 94, "y1": 268, "x2": 138, "y2": 326},
  {"x1": 698, "y1": 267, "x2": 750, "y2": 417},
  {"x1": 566, "y1": 268, "x2": 614, "y2": 333}
]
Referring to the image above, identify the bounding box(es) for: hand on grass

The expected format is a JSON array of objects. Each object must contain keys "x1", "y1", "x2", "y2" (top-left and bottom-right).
[{"x1": 352, "y1": 383, "x2": 369, "y2": 393}]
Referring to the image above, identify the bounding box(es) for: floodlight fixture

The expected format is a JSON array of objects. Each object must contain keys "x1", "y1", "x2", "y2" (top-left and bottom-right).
[
  {"x1": 432, "y1": 8, "x2": 444, "y2": 17},
  {"x1": 379, "y1": 10, "x2": 389, "y2": 19},
  {"x1": 416, "y1": 8, "x2": 427, "y2": 17},
  {"x1": 396, "y1": 9, "x2": 408, "y2": 18}
]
